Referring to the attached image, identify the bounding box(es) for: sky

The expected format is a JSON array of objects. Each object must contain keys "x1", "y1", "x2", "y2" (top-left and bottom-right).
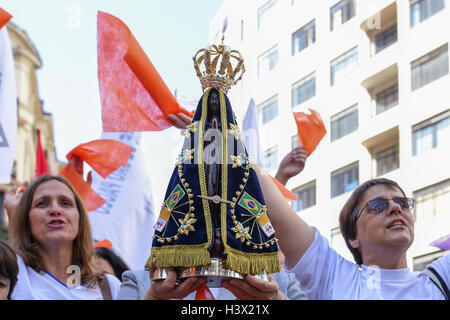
[{"x1": 2, "y1": 0, "x2": 224, "y2": 206}]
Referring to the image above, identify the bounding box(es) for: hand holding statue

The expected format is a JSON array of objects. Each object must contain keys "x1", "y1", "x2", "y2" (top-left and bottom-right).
[{"x1": 222, "y1": 274, "x2": 286, "y2": 300}]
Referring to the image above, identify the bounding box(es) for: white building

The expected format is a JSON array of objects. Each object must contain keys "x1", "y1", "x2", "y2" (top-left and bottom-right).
[{"x1": 209, "y1": 0, "x2": 449, "y2": 270}]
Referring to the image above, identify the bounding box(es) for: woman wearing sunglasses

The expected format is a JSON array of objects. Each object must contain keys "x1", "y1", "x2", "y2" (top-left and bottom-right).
[{"x1": 254, "y1": 165, "x2": 449, "y2": 300}]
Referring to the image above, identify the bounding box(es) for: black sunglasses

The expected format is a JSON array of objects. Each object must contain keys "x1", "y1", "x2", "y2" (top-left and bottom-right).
[{"x1": 355, "y1": 197, "x2": 415, "y2": 222}]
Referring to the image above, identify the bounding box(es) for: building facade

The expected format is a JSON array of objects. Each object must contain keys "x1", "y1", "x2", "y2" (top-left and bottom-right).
[
  {"x1": 0, "y1": 22, "x2": 63, "y2": 229},
  {"x1": 210, "y1": 0, "x2": 449, "y2": 270}
]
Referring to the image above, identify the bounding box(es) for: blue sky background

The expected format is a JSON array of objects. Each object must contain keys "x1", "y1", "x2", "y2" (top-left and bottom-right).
[{"x1": 2, "y1": 0, "x2": 224, "y2": 206}]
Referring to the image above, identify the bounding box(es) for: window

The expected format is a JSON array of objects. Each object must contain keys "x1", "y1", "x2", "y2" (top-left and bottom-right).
[
  {"x1": 331, "y1": 47, "x2": 358, "y2": 86},
  {"x1": 413, "y1": 250, "x2": 447, "y2": 271},
  {"x1": 292, "y1": 181, "x2": 316, "y2": 211},
  {"x1": 258, "y1": 96, "x2": 279, "y2": 125},
  {"x1": 411, "y1": 45, "x2": 449, "y2": 90},
  {"x1": 410, "y1": 0, "x2": 446, "y2": 27},
  {"x1": 376, "y1": 145, "x2": 399, "y2": 176},
  {"x1": 331, "y1": 105, "x2": 358, "y2": 141},
  {"x1": 258, "y1": 0, "x2": 278, "y2": 30},
  {"x1": 413, "y1": 179, "x2": 450, "y2": 222},
  {"x1": 412, "y1": 111, "x2": 449, "y2": 155},
  {"x1": 331, "y1": 162, "x2": 359, "y2": 198},
  {"x1": 258, "y1": 46, "x2": 279, "y2": 77},
  {"x1": 330, "y1": 227, "x2": 354, "y2": 261},
  {"x1": 264, "y1": 146, "x2": 279, "y2": 172},
  {"x1": 375, "y1": 24, "x2": 397, "y2": 53},
  {"x1": 292, "y1": 20, "x2": 316, "y2": 55},
  {"x1": 330, "y1": 0, "x2": 356, "y2": 31},
  {"x1": 292, "y1": 73, "x2": 316, "y2": 108},
  {"x1": 376, "y1": 84, "x2": 398, "y2": 114}
]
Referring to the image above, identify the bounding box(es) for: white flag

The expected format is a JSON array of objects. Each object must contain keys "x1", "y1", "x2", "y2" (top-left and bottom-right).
[
  {"x1": 89, "y1": 132, "x2": 156, "y2": 269},
  {"x1": 0, "y1": 27, "x2": 17, "y2": 184},
  {"x1": 241, "y1": 98, "x2": 265, "y2": 167}
]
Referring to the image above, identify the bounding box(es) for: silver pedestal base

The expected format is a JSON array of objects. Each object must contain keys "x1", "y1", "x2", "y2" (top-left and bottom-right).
[{"x1": 152, "y1": 258, "x2": 269, "y2": 288}]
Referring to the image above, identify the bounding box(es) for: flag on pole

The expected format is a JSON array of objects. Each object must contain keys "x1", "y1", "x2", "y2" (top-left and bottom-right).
[
  {"x1": 89, "y1": 132, "x2": 157, "y2": 269},
  {"x1": 0, "y1": 7, "x2": 12, "y2": 29},
  {"x1": 293, "y1": 108, "x2": 327, "y2": 156},
  {"x1": 35, "y1": 129, "x2": 50, "y2": 177},
  {"x1": 241, "y1": 98, "x2": 297, "y2": 201},
  {"x1": 97, "y1": 11, "x2": 192, "y2": 132},
  {"x1": 0, "y1": 22, "x2": 17, "y2": 184}
]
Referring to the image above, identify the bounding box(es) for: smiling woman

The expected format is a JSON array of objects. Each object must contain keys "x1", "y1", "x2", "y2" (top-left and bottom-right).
[{"x1": 5, "y1": 175, "x2": 121, "y2": 299}]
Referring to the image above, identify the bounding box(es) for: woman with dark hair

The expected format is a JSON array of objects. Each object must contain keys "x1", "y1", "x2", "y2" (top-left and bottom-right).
[
  {"x1": 4, "y1": 175, "x2": 121, "y2": 299},
  {"x1": 254, "y1": 165, "x2": 449, "y2": 300},
  {"x1": 0, "y1": 241, "x2": 19, "y2": 300},
  {"x1": 95, "y1": 246, "x2": 129, "y2": 281}
]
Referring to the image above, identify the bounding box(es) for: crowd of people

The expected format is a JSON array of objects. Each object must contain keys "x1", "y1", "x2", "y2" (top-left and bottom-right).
[{"x1": 0, "y1": 113, "x2": 448, "y2": 300}]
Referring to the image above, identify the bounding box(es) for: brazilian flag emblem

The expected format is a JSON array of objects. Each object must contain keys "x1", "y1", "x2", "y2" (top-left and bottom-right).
[
  {"x1": 166, "y1": 184, "x2": 185, "y2": 211},
  {"x1": 238, "y1": 192, "x2": 275, "y2": 237},
  {"x1": 238, "y1": 192, "x2": 263, "y2": 216}
]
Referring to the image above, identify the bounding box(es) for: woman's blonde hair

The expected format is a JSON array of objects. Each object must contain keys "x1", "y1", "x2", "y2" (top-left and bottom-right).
[{"x1": 10, "y1": 174, "x2": 103, "y2": 287}]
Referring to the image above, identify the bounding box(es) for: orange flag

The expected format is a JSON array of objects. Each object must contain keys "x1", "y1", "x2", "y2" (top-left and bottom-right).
[
  {"x1": 293, "y1": 108, "x2": 327, "y2": 156},
  {"x1": 97, "y1": 11, "x2": 193, "y2": 132},
  {"x1": 270, "y1": 175, "x2": 298, "y2": 201},
  {"x1": 0, "y1": 7, "x2": 12, "y2": 29},
  {"x1": 94, "y1": 239, "x2": 113, "y2": 250},
  {"x1": 60, "y1": 164, "x2": 106, "y2": 212},
  {"x1": 60, "y1": 139, "x2": 133, "y2": 211},
  {"x1": 66, "y1": 139, "x2": 133, "y2": 179},
  {"x1": 195, "y1": 284, "x2": 215, "y2": 300}
]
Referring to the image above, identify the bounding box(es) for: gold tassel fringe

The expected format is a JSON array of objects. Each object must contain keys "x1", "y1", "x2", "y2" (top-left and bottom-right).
[
  {"x1": 223, "y1": 246, "x2": 281, "y2": 275},
  {"x1": 145, "y1": 245, "x2": 211, "y2": 269}
]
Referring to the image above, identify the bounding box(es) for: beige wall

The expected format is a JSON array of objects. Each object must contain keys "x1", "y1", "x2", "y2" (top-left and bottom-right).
[{"x1": 0, "y1": 22, "x2": 64, "y2": 227}]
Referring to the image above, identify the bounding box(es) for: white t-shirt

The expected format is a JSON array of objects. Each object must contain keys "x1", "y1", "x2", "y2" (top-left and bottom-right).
[
  {"x1": 286, "y1": 227, "x2": 449, "y2": 300},
  {"x1": 12, "y1": 255, "x2": 121, "y2": 300}
]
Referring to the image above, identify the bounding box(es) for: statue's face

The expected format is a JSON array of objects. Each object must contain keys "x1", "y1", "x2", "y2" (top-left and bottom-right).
[{"x1": 208, "y1": 90, "x2": 220, "y2": 112}]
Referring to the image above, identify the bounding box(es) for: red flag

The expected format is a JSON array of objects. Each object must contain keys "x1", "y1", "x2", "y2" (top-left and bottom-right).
[
  {"x1": 0, "y1": 7, "x2": 12, "y2": 29},
  {"x1": 60, "y1": 139, "x2": 133, "y2": 211},
  {"x1": 35, "y1": 129, "x2": 50, "y2": 177},
  {"x1": 195, "y1": 284, "x2": 215, "y2": 300},
  {"x1": 97, "y1": 11, "x2": 192, "y2": 132},
  {"x1": 293, "y1": 108, "x2": 327, "y2": 156}
]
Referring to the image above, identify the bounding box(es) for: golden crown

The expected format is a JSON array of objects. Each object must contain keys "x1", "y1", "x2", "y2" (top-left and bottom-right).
[{"x1": 193, "y1": 36, "x2": 245, "y2": 94}]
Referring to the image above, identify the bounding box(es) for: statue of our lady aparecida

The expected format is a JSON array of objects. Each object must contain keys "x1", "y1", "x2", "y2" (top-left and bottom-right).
[{"x1": 147, "y1": 37, "x2": 280, "y2": 287}]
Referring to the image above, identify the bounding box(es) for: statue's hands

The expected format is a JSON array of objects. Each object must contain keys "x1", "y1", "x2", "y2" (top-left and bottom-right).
[
  {"x1": 143, "y1": 259, "x2": 206, "y2": 300},
  {"x1": 168, "y1": 113, "x2": 193, "y2": 131},
  {"x1": 222, "y1": 274, "x2": 286, "y2": 300},
  {"x1": 275, "y1": 146, "x2": 307, "y2": 185}
]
